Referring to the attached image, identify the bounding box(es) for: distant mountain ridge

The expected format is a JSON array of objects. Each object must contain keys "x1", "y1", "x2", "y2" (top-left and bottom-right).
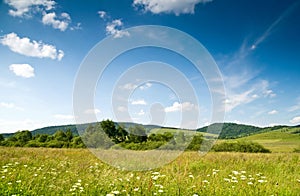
[{"x1": 1, "y1": 122, "x2": 296, "y2": 139}]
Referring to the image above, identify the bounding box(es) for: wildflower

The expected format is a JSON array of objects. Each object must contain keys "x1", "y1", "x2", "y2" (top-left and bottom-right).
[
  {"x1": 231, "y1": 180, "x2": 238, "y2": 183},
  {"x1": 16, "y1": 180, "x2": 21, "y2": 183},
  {"x1": 232, "y1": 171, "x2": 239, "y2": 175},
  {"x1": 24, "y1": 165, "x2": 28, "y2": 168},
  {"x1": 247, "y1": 182, "x2": 253, "y2": 185},
  {"x1": 258, "y1": 179, "x2": 265, "y2": 183},
  {"x1": 78, "y1": 179, "x2": 82, "y2": 183},
  {"x1": 106, "y1": 194, "x2": 114, "y2": 196},
  {"x1": 3, "y1": 169, "x2": 8, "y2": 173},
  {"x1": 193, "y1": 194, "x2": 199, "y2": 196},
  {"x1": 207, "y1": 174, "x2": 211, "y2": 177},
  {"x1": 34, "y1": 174, "x2": 38, "y2": 177},
  {"x1": 261, "y1": 176, "x2": 266, "y2": 179},
  {"x1": 152, "y1": 175, "x2": 159, "y2": 180},
  {"x1": 7, "y1": 182, "x2": 12, "y2": 185},
  {"x1": 241, "y1": 171, "x2": 246, "y2": 174},
  {"x1": 136, "y1": 176, "x2": 140, "y2": 180},
  {"x1": 202, "y1": 180, "x2": 209, "y2": 183},
  {"x1": 133, "y1": 188, "x2": 139, "y2": 192},
  {"x1": 224, "y1": 178, "x2": 230, "y2": 182},
  {"x1": 212, "y1": 171, "x2": 217, "y2": 175},
  {"x1": 158, "y1": 189, "x2": 163, "y2": 193},
  {"x1": 111, "y1": 190, "x2": 120, "y2": 194},
  {"x1": 152, "y1": 172, "x2": 160, "y2": 175},
  {"x1": 189, "y1": 174, "x2": 194, "y2": 179},
  {"x1": 231, "y1": 176, "x2": 237, "y2": 180},
  {"x1": 297, "y1": 179, "x2": 300, "y2": 183}
]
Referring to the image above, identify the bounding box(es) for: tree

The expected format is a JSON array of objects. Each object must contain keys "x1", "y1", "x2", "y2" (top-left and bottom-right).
[
  {"x1": 15, "y1": 131, "x2": 32, "y2": 144},
  {"x1": 100, "y1": 119, "x2": 117, "y2": 139},
  {"x1": 128, "y1": 125, "x2": 147, "y2": 143},
  {"x1": 0, "y1": 134, "x2": 4, "y2": 142},
  {"x1": 115, "y1": 125, "x2": 128, "y2": 143}
]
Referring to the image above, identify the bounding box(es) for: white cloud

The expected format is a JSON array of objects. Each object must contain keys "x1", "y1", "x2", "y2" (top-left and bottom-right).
[
  {"x1": 70, "y1": 23, "x2": 82, "y2": 31},
  {"x1": 54, "y1": 114, "x2": 74, "y2": 120},
  {"x1": 119, "y1": 83, "x2": 138, "y2": 90},
  {"x1": 4, "y1": 0, "x2": 56, "y2": 17},
  {"x1": 224, "y1": 89, "x2": 257, "y2": 112},
  {"x1": 84, "y1": 109, "x2": 101, "y2": 115},
  {"x1": 165, "y1": 102, "x2": 197, "y2": 113},
  {"x1": 42, "y1": 12, "x2": 71, "y2": 31},
  {"x1": 288, "y1": 97, "x2": 300, "y2": 112},
  {"x1": 106, "y1": 19, "x2": 130, "y2": 38},
  {"x1": 131, "y1": 99, "x2": 147, "y2": 105},
  {"x1": 133, "y1": 0, "x2": 212, "y2": 15},
  {"x1": 0, "y1": 33, "x2": 64, "y2": 60},
  {"x1": 9, "y1": 64, "x2": 35, "y2": 78},
  {"x1": 0, "y1": 102, "x2": 23, "y2": 111},
  {"x1": 98, "y1": 11, "x2": 107, "y2": 19},
  {"x1": 268, "y1": 110, "x2": 278, "y2": 115},
  {"x1": 137, "y1": 109, "x2": 145, "y2": 116},
  {"x1": 117, "y1": 106, "x2": 127, "y2": 112},
  {"x1": 139, "y1": 82, "x2": 152, "y2": 90},
  {"x1": 290, "y1": 116, "x2": 300, "y2": 124}
]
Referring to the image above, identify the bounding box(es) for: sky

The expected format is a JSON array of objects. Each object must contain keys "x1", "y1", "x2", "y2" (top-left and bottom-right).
[{"x1": 0, "y1": 0, "x2": 300, "y2": 133}]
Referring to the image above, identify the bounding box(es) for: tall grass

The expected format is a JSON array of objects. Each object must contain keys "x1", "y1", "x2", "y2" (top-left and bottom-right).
[{"x1": 0, "y1": 147, "x2": 299, "y2": 195}]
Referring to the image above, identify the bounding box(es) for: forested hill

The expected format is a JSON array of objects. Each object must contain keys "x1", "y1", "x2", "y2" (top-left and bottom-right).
[{"x1": 196, "y1": 123, "x2": 289, "y2": 139}]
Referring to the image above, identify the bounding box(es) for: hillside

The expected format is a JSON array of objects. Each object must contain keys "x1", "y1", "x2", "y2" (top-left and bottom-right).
[
  {"x1": 197, "y1": 123, "x2": 263, "y2": 139},
  {"x1": 235, "y1": 127, "x2": 300, "y2": 152}
]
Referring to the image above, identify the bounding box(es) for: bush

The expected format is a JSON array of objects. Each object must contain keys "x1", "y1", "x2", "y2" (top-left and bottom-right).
[{"x1": 212, "y1": 141, "x2": 271, "y2": 153}]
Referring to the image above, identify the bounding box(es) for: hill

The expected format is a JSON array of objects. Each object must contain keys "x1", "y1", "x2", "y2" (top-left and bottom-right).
[
  {"x1": 235, "y1": 127, "x2": 300, "y2": 152},
  {"x1": 197, "y1": 123, "x2": 263, "y2": 139}
]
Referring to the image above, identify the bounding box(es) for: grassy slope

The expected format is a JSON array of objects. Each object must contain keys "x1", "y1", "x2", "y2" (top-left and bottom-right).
[
  {"x1": 234, "y1": 127, "x2": 300, "y2": 152},
  {"x1": 0, "y1": 147, "x2": 299, "y2": 195}
]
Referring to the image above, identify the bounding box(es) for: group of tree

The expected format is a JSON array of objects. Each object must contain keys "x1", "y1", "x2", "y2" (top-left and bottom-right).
[
  {"x1": 0, "y1": 120, "x2": 272, "y2": 153},
  {"x1": 0, "y1": 129, "x2": 85, "y2": 148}
]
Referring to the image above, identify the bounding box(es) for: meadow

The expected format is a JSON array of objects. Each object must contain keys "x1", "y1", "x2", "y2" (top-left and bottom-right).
[{"x1": 0, "y1": 147, "x2": 299, "y2": 195}]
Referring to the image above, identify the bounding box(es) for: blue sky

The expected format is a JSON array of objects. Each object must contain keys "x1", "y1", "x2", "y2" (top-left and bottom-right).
[{"x1": 0, "y1": 0, "x2": 300, "y2": 133}]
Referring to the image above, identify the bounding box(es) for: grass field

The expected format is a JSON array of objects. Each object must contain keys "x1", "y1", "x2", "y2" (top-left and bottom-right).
[
  {"x1": 235, "y1": 127, "x2": 300, "y2": 153},
  {"x1": 0, "y1": 147, "x2": 299, "y2": 195}
]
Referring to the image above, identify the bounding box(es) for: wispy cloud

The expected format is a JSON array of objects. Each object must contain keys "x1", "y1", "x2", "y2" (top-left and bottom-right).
[
  {"x1": 288, "y1": 97, "x2": 300, "y2": 112},
  {"x1": 139, "y1": 82, "x2": 152, "y2": 90},
  {"x1": 268, "y1": 110, "x2": 278, "y2": 115},
  {"x1": 251, "y1": 1, "x2": 300, "y2": 50},
  {"x1": 1, "y1": 33, "x2": 64, "y2": 60},
  {"x1": 133, "y1": 0, "x2": 212, "y2": 15},
  {"x1": 9, "y1": 64, "x2": 35, "y2": 78}
]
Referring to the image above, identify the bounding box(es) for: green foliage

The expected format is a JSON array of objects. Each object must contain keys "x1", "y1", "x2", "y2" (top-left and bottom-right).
[
  {"x1": 197, "y1": 123, "x2": 262, "y2": 139},
  {"x1": 0, "y1": 134, "x2": 4, "y2": 142},
  {"x1": 212, "y1": 141, "x2": 271, "y2": 153},
  {"x1": 128, "y1": 125, "x2": 147, "y2": 143}
]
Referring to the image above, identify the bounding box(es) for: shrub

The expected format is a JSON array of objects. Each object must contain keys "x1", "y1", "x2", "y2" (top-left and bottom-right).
[{"x1": 212, "y1": 141, "x2": 271, "y2": 153}]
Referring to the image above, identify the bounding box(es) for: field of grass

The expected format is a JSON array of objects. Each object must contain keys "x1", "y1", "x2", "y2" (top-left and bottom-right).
[
  {"x1": 0, "y1": 147, "x2": 299, "y2": 195},
  {"x1": 235, "y1": 127, "x2": 300, "y2": 153}
]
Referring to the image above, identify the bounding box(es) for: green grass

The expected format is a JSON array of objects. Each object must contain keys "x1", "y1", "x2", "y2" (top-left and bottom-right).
[
  {"x1": 235, "y1": 127, "x2": 300, "y2": 153},
  {"x1": 151, "y1": 128, "x2": 218, "y2": 138},
  {"x1": 0, "y1": 147, "x2": 300, "y2": 195}
]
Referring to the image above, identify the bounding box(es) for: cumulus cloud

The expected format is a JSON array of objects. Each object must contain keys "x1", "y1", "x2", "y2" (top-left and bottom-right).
[
  {"x1": 119, "y1": 83, "x2": 138, "y2": 90},
  {"x1": 0, "y1": 102, "x2": 23, "y2": 111},
  {"x1": 140, "y1": 82, "x2": 152, "y2": 90},
  {"x1": 54, "y1": 114, "x2": 74, "y2": 120},
  {"x1": 0, "y1": 33, "x2": 64, "y2": 60},
  {"x1": 9, "y1": 64, "x2": 35, "y2": 78},
  {"x1": 84, "y1": 109, "x2": 101, "y2": 115},
  {"x1": 4, "y1": 0, "x2": 56, "y2": 17},
  {"x1": 133, "y1": 0, "x2": 212, "y2": 15},
  {"x1": 165, "y1": 102, "x2": 197, "y2": 113},
  {"x1": 137, "y1": 109, "x2": 145, "y2": 116},
  {"x1": 290, "y1": 116, "x2": 300, "y2": 124},
  {"x1": 131, "y1": 99, "x2": 147, "y2": 105},
  {"x1": 42, "y1": 12, "x2": 71, "y2": 31},
  {"x1": 106, "y1": 19, "x2": 130, "y2": 38},
  {"x1": 268, "y1": 110, "x2": 278, "y2": 115}
]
